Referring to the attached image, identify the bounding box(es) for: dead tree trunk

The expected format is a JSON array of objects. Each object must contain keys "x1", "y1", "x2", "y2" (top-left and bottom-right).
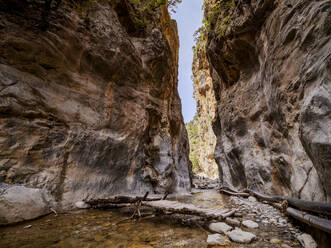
[
  {"x1": 286, "y1": 207, "x2": 331, "y2": 235},
  {"x1": 244, "y1": 189, "x2": 331, "y2": 216}
]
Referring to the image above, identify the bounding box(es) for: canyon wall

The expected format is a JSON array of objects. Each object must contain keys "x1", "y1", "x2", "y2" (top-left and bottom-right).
[
  {"x1": 187, "y1": 46, "x2": 218, "y2": 179},
  {"x1": 0, "y1": 0, "x2": 191, "y2": 215},
  {"x1": 200, "y1": 0, "x2": 330, "y2": 201}
]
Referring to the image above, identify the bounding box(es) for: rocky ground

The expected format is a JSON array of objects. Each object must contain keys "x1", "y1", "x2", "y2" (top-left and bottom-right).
[
  {"x1": 206, "y1": 195, "x2": 317, "y2": 248},
  {"x1": 190, "y1": 178, "x2": 320, "y2": 248}
]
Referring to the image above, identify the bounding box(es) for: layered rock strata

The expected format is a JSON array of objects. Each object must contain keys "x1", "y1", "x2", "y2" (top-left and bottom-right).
[
  {"x1": 202, "y1": 0, "x2": 331, "y2": 201},
  {"x1": 0, "y1": 0, "x2": 191, "y2": 217}
]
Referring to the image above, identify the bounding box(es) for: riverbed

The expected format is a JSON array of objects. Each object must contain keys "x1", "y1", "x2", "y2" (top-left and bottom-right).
[{"x1": 0, "y1": 190, "x2": 302, "y2": 247}]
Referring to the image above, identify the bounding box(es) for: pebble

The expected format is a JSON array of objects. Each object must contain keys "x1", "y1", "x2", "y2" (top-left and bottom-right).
[
  {"x1": 248, "y1": 196, "x2": 257, "y2": 202},
  {"x1": 296, "y1": 233, "x2": 317, "y2": 248},
  {"x1": 209, "y1": 222, "x2": 232, "y2": 234},
  {"x1": 281, "y1": 244, "x2": 293, "y2": 248},
  {"x1": 242, "y1": 220, "x2": 259, "y2": 229},
  {"x1": 227, "y1": 228, "x2": 256, "y2": 244},
  {"x1": 225, "y1": 217, "x2": 240, "y2": 227},
  {"x1": 75, "y1": 201, "x2": 90, "y2": 209},
  {"x1": 207, "y1": 234, "x2": 231, "y2": 246},
  {"x1": 270, "y1": 238, "x2": 282, "y2": 244}
]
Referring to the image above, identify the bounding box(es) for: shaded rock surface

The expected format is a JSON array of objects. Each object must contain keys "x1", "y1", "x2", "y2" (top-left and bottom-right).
[
  {"x1": 201, "y1": 0, "x2": 331, "y2": 201},
  {"x1": 0, "y1": 0, "x2": 191, "y2": 214},
  {"x1": 0, "y1": 183, "x2": 53, "y2": 225}
]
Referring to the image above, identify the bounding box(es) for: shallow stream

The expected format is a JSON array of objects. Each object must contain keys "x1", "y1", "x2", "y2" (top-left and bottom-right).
[{"x1": 0, "y1": 190, "x2": 302, "y2": 247}]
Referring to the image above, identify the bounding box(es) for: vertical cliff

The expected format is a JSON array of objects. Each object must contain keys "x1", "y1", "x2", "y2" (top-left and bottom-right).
[
  {"x1": 186, "y1": 41, "x2": 218, "y2": 179},
  {"x1": 200, "y1": 0, "x2": 331, "y2": 201},
  {"x1": 0, "y1": 0, "x2": 191, "y2": 209}
]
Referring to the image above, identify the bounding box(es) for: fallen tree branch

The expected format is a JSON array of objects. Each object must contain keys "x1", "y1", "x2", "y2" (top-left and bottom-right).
[
  {"x1": 286, "y1": 207, "x2": 331, "y2": 235},
  {"x1": 220, "y1": 187, "x2": 250, "y2": 197},
  {"x1": 244, "y1": 189, "x2": 331, "y2": 216},
  {"x1": 85, "y1": 194, "x2": 162, "y2": 208},
  {"x1": 143, "y1": 200, "x2": 235, "y2": 220}
]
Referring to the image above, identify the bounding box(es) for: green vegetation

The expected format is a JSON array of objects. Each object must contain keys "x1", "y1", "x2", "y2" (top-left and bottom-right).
[
  {"x1": 128, "y1": 0, "x2": 182, "y2": 12},
  {"x1": 186, "y1": 116, "x2": 201, "y2": 173},
  {"x1": 193, "y1": 0, "x2": 235, "y2": 53}
]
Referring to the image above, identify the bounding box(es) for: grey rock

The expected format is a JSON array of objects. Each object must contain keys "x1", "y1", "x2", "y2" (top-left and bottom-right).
[
  {"x1": 225, "y1": 217, "x2": 241, "y2": 227},
  {"x1": 0, "y1": 184, "x2": 53, "y2": 225},
  {"x1": 203, "y1": 0, "x2": 331, "y2": 201},
  {"x1": 207, "y1": 234, "x2": 230, "y2": 246},
  {"x1": 296, "y1": 233, "x2": 317, "y2": 248},
  {"x1": 209, "y1": 222, "x2": 233, "y2": 234},
  {"x1": 242, "y1": 220, "x2": 259, "y2": 229},
  {"x1": 281, "y1": 244, "x2": 293, "y2": 248},
  {"x1": 248, "y1": 196, "x2": 257, "y2": 202},
  {"x1": 75, "y1": 201, "x2": 90, "y2": 209},
  {"x1": 227, "y1": 228, "x2": 256, "y2": 244},
  {"x1": 0, "y1": 0, "x2": 191, "y2": 207}
]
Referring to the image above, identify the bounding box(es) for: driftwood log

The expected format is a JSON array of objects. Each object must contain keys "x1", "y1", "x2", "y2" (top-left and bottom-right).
[
  {"x1": 244, "y1": 189, "x2": 331, "y2": 216},
  {"x1": 219, "y1": 187, "x2": 250, "y2": 197},
  {"x1": 86, "y1": 194, "x2": 162, "y2": 208},
  {"x1": 286, "y1": 207, "x2": 331, "y2": 235},
  {"x1": 142, "y1": 200, "x2": 235, "y2": 221}
]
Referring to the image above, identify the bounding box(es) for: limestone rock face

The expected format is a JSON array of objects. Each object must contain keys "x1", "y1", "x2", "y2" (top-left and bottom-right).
[
  {"x1": 0, "y1": 0, "x2": 191, "y2": 209},
  {"x1": 187, "y1": 46, "x2": 218, "y2": 179},
  {"x1": 203, "y1": 0, "x2": 331, "y2": 201}
]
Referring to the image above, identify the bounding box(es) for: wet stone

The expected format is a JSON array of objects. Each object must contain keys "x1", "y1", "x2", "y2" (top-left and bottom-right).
[
  {"x1": 209, "y1": 222, "x2": 232, "y2": 234},
  {"x1": 242, "y1": 220, "x2": 259, "y2": 229},
  {"x1": 225, "y1": 217, "x2": 241, "y2": 227},
  {"x1": 296, "y1": 233, "x2": 317, "y2": 248},
  {"x1": 248, "y1": 196, "x2": 257, "y2": 202},
  {"x1": 207, "y1": 234, "x2": 231, "y2": 246},
  {"x1": 270, "y1": 238, "x2": 282, "y2": 244},
  {"x1": 227, "y1": 228, "x2": 256, "y2": 244}
]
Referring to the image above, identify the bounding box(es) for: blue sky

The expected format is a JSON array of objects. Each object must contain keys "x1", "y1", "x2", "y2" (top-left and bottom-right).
[{"x1": 172, "y1": 0, "x2": 204, "y2": 123}]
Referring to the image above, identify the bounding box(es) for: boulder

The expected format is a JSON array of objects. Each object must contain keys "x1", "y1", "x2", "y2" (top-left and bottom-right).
[{"x1": 0, "y1": 184, "x2": 53, "y2": 225}]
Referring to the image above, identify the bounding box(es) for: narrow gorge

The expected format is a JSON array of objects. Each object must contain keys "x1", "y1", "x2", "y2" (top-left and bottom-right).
[
  {"x1": 0, "y1": 0, "x2": 330, "y2": 247},
  {"x1": 193, "y1": 0, "x2": 331, "y2": 203}
]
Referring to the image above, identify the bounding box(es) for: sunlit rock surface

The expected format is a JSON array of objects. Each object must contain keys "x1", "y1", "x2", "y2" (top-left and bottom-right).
[
  {"x1": 0, "y1": 0, "x2": 191, "y2": 214},
  {"x1": 202, "y1": 0, "x2": 330, "y2": 201},
  {"x1": 187, "y1": 46, "x2": 218, "y2": 179}
]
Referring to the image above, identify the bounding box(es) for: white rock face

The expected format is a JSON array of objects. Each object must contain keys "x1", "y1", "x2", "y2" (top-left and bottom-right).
[
  {"x1": 296, "y1": 233, "x2": 317, "y2": 248},
  {"x1": 0, "y1": 184, "x2": 53, "y2": 225},
  {"x1": 227, "y1": 228, "x2": 256, "y2": 244},
  {"x1": 209, "y1": 222, "x2": 233, "y2": 234},
  {"x1": 242, "y1": 220, "x2": 259, "y2": 229},
  {"x1": 207, "y1": 234, "x2": 230, "y2": 246}
]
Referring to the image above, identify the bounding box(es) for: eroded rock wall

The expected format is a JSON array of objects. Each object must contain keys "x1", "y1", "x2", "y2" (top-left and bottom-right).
[
  {"x1": 0, "y1": 0, "x2": 191, "y2": 209},
  {"x1": 187, "y1": 46, "x2": 218, "y2": 179},
  {"x1": 203, "y1": 0, "x2": 331, "y2": 201}
]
